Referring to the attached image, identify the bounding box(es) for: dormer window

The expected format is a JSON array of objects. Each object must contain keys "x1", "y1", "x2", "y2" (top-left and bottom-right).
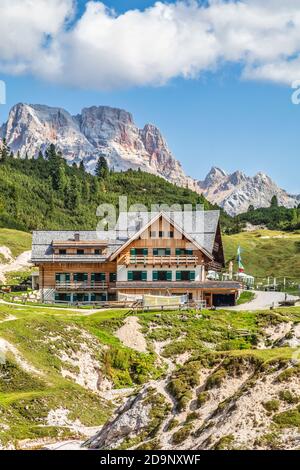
[
  {"x1": 59, "y1": 249, "x2": 67, "y2": 255},
  {"x1": 77, "y1": 249, "x2": 84, "y2": 255},
  {"x1": 94, "y1": 249, "x2": 102, "y2": 255}
]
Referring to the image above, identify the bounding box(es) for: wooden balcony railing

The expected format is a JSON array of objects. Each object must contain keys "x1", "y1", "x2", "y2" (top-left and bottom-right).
[
  {"x1": 125, "y1": 255, "x2": 198, "y2": 266},
  {"x1": 55, "y1": 282, "x2": 108, "y2": 291}
]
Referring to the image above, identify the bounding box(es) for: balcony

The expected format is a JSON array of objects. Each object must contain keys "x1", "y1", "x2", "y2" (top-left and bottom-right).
[
  {"x1": 125, "y1": 255, "x2": 198, "y2": 266},
  {"x1": 55, "y1": 281, "x2": 108, "y2": 291}
]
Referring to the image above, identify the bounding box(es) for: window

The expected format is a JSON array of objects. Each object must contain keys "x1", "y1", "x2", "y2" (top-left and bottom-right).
[
  {"x1": 175, "y1": 248, "x2": 193, "y2": 256},
  {"x1": 91, "y1": 293, "x2": 107, "y2": 302},
  {"x1": 59, "y1": 249, "x2": 67, "y2": 255},
  {"x1": 77, "y1": 249, "x2": 84, "y2": 255},
  {"x1": 91, "y1": 273, "x2": 106, "y2": 283},
  {"x1": 109, "y1": 273, "x2": 117, "y2": 283},
  {"x1": 127, "y1": 271, "x2": 147, "y2": 281},
  {"x1": 55, "y1": 293, "x2": 71, "y2": 302},
  {"x1": 150, "y1": 231, "x2": 156, "y2": 238},
  {"x1": 130, "y1": 248, "x2": 148, "y2": 256},
  {"x1": 73, "y1": 273, "x2": 88, "y2": 282},
  {"x1": 94, "y1": 249, "x2": 102, "y2": 255},
  {"x1": 159, "y1": 231, "x2": 164, "y2": 238},
  {"x1": 176, "y1": 271, "x2": 196, "y2": 281},
  {"x1": 55, "y1": 273, "x2": 70, "y2": 284},
  {"x1": 168, "y1": 231, "x2": 174, "y2": 238},
  {"x1": 153, "y1": 248, "x2": 171, "y2": 256},
  {"x1": 73, "y1": 293, "x2": 89, "y2": 302},
  {"x1": 152, "y1": 271, "x2": 172, "y2": 281}
]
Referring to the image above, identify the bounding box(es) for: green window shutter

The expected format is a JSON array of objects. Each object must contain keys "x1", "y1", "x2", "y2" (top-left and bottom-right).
[
  {"x1": 66, "y1": 294, "x2": 71, "y2": 302},
  {"x1": 165, "y1": 248, "x2": 171, "y2": 256},
  {"x1": 189, "y1": 271, "x2": 196, "y2": 281},
  {"x1": 55, "y1": 273, "x2": 60, "y2": 282},
  {"x1": 176, "y1": 271, "x2": 182, "y2": 281},
  {"x1": 100, "y1": 273, "x2": 106, "y2": 282},
  {"x1": 84, "y1": 273, "x2": 88, "y2": 282},
  {"x1": 91, "y1": 293, "x2": 96, "y2": 302},
  {"x1": 84, "y1": 294, "x2": 89, "y2": 302},
  {"x1": 66, "y1": 273, "x2": 70, "y2": 282},
  {"x1": 175, "y1": 248, "x2": 181, "y2": 256},
  {"x1": 167, "y1": 271, "x2": 172, "y2": 281},
  {"x1": 128, "y1": 271, "x2": 133, "y2": 281},
  {"x1": 152, "y1": 271, "x2": 158, "y2": 281},
  {"x1": 153, "y1": 248, "x2": 158, "y2": 256},
  {"x1": 143, "y1": 248, "x2": 148, "y2": 256},
  {"x1": 187, "y1": 249, "x2": 193, "y2": 256},
  {"x1": 110, "y1": 273, "x2": 116, "y2": 282},
  {"x1": 91, "y1": 273, "x2": 95, "y2": 282},
  {"x1": 130, "y1": 248, "x2": 136, "y2": 256},
  {"x1": 73, "y1": 273, "x2": 78, "y2": 282},
  {"x1": 142, "y1": 271, "x2": 147, "y2": 281},
  {"x1": 73, "y1": 294, "x2": 77, "y2": 302},
  {"x1": 55, "y1": 293, "x2": 59, "y2": 301}
]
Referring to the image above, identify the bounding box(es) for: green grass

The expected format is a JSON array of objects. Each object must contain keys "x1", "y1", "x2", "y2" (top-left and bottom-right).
[
  {"x1": 223, "y1": 229, "x2": 300, "y2": 279},
  {"x1": 237, "y1": 291, "x2": 255, "y2": 305},
  {"x1": 0, "y1": 228, "x2": 32, "y2": 258}
]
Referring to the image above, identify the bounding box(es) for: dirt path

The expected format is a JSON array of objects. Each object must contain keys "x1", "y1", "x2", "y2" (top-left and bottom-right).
[
  {"x1": 229, "y1": 291, "x2": 299, "y2": 311},
  {"x1": 115, "y1": 316, "x2": 147, "y2": 353}
]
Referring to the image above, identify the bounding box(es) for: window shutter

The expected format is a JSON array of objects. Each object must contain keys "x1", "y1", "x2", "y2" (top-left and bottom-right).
[
  {"x1": 165, "y1": 248, "x2": 171, "y2": 256},
  {"x1": 91, "y1": 293, "x2": 96, "y2": 302},
  {"x1": 142, "y1": 271, "x2": 147, "y2": 281},
  {"x1": 55, "y1": 293, "x2": 59, "y2": 301},
  {"x1": 73, "y1": 273, "x2": 78, "y2": 282},
  {"x1": 187, "y1": 249, "x2": 193, "y2": 256},
  {"x1": 91, "y1": 273, "x2": 95, "y2": 282},
  {"x1": 143, "y1": 248, "x2": 148, "y2": 256},
  {"x1": 130, "y1": 248, "x2": 136, "y2": 256},
  {"x1": 84, "y1": 273, "x2": 88, "y2": 282},
  {"x1": 73, "y1": 294, "x2": 77, "y2": 302},
  {"x1": 128, "y1": 271, "x2": 133, "y2": 281},
  {"x1": 110, "y1": 273, "x2": 116, "y2": 282},
  {"x1": 175, "y1": 248, "x2": 181, "y2": 256},
  {"x1": 100, "y1": 273, "x2": 106, "y2": 282},
  {"x1": 167, "y1": 271, "x2": 172, "y2": 281},
  {"x1": 66, "y1": 273, "x2": 70, "y2": 283},
  {"x1": 189, "y1": 271, "x2": 195, "y2": 281},
  {"x1": 84, "y1": 294, "x2": 89, "y2": 302},
  {"x1": 152, "y1": 271, "x2": 158, "y2": 281},
  {"x1": 176, "y1": 271, "x2": 182, "y2": 281},
  {"x1": 55, "y1": 274, "x2": 60, "y2": 283},
  {"x1": 66, "y1": 294, "x2": 71, "y2": 302},
  {"x1": 153, "y1": 248, "x2": 158, "y2": 256}
]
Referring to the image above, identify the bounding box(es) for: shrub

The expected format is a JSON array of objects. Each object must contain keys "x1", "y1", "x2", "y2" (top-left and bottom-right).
[
  {"x1": 196, "y1": 391, "x2": 210, "y2": 408},
  {"x1": 172, "y1": 424, "x2": 192, "y2": 445},
  {"x1": 263, "y1": 400, "x2": 280, "y2": 413},
  {"x1": 279, "y1": 390, "x2": 299, "y2": 404},
  {"x1": 205, "y1": 368, "x2": 226, "y2": 389}
]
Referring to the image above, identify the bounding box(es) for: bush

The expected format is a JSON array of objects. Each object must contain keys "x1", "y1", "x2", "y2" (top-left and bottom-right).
[
  {"x1": 196, "y1": 391, "x2": 210, "y2": 408},
  {"x1": 172, "y1": 424, "x2": 192, "y2": 445},
  {"x1": 263, "y1": 400, "x2": 280, "y2": 413},
  {"x1": 205, "y1": 368, "x2": 226, "y2": 389},
  {"x1": 279, "y1": 390, "x2": 299, "y2": 404}
]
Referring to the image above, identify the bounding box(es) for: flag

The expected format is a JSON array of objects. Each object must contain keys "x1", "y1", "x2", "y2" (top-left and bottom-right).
[{"x1": 237, "y1": 245, "x2": 244, "y2": 272}]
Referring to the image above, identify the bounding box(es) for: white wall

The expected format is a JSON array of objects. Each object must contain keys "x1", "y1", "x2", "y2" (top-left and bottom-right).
[{"x1": 117, "y1": 265, "x2": 204, "y2": 281}]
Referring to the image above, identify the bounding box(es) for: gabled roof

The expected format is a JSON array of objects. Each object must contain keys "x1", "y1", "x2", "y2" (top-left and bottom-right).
[
  {"x1": 31, "y1": 210, "x2": 221, "y2": 263},
  {"x1": 109, "y1": 211, "x2": 214, "y2": 261}
]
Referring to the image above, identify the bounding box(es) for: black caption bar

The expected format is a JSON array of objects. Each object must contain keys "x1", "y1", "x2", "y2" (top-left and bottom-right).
[{"x1": 0, "y1": 450, "x2": 298, "y2": 467}]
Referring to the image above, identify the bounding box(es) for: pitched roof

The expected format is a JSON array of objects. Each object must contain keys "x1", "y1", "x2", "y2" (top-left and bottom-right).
[{"x1": 31, "y1": 210, "x2": 221, "y2": 263}]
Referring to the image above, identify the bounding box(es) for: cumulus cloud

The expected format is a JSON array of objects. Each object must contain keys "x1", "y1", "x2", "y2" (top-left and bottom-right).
[{"x1": 1, "y1": 0, "x2": 300, "y2": 88}]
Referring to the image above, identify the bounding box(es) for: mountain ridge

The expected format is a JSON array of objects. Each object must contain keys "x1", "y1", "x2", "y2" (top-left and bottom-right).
[{"x1": 1, "y1": 103, "x2": 299, "y2": 215}]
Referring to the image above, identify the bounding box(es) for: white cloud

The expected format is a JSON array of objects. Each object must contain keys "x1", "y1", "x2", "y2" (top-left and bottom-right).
[{"x1": 1, "y1": 0, "x2": 300, "y2": 88}]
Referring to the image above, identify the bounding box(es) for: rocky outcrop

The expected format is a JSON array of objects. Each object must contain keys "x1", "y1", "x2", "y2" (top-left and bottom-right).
[
  {"x1": 198, "y1": 167, "x2": 300, "y2": 216},
  {"x1": 0, "y1": 103, "x2": 196, "y2": 188}
]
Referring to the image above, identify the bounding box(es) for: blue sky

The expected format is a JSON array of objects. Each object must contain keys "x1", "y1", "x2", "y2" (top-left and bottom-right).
[{"x1": 0, "y1": 0, "x2": 300, "y2": 193}]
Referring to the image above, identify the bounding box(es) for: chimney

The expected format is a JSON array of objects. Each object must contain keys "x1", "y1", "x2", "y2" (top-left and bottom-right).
[{"x1": 74, "y1": 232, "x2": 80, "y2": 242}]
